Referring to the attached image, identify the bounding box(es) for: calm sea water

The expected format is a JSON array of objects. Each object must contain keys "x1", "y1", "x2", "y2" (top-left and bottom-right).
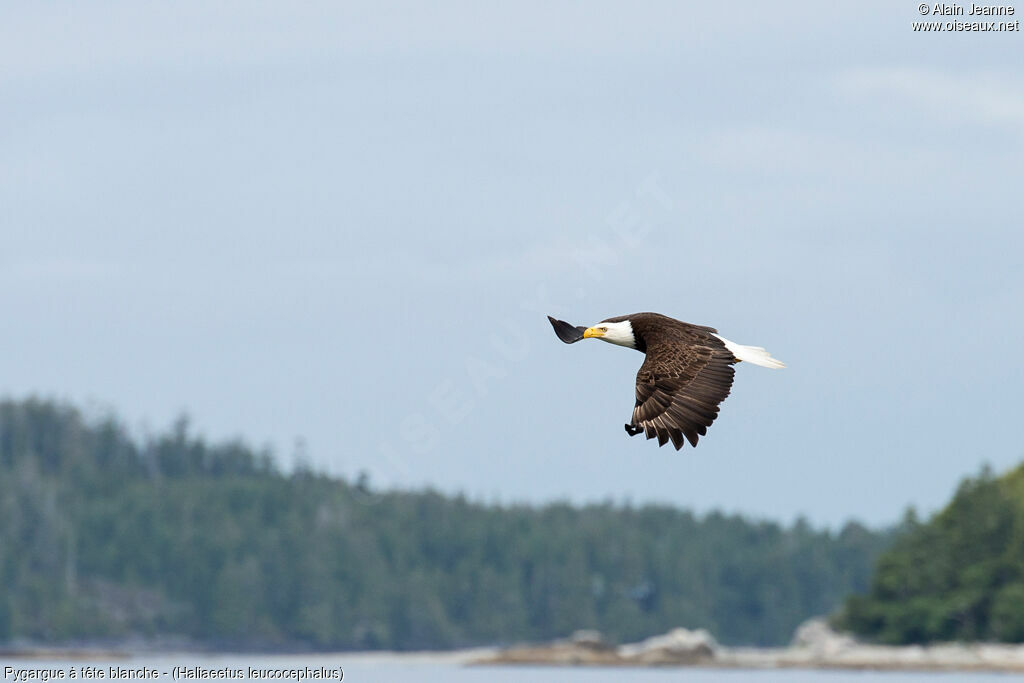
[{"x1": 9, "y1": 653, "x2": 1016, "y2": 683}]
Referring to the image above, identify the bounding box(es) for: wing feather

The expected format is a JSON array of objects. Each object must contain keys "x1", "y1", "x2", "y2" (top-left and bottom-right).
[{"x1": 628, "y1": 335, "x2": 736, "y2": 450}]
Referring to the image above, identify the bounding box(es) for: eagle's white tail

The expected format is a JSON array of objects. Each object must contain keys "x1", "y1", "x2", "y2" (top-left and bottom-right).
[{"x1": 712, "y1": 334, "x2": 786, "y2": 369}]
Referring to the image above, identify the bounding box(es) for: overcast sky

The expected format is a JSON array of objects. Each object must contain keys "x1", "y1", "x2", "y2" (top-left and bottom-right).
[{"x1": 3, "y1": 1, "x2": 1022, "y2": 527}]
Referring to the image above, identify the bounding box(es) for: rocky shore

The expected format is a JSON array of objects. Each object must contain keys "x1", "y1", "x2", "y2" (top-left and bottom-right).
[{"x1": 472, "y1": 619, "x2": 1024, "y2": 672}]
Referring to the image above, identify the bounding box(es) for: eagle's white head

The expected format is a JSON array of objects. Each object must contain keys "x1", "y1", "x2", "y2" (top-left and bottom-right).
[{"x1": 583, "y1": 320, "x2": 635, "y2": 349}]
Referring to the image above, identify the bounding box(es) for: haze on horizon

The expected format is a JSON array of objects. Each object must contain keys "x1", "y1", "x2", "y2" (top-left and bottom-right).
[{"x1": 2, "y1": 1, "x2": 1022, "y2": 528}]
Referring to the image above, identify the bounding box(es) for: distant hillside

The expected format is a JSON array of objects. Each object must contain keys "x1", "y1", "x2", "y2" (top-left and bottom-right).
[
  {"x1": 0, "y1": 398, "x2": 892, "y2": 650},
  {"x1": 838, "y1": 463, "x2": 1024, "y2": 644}
]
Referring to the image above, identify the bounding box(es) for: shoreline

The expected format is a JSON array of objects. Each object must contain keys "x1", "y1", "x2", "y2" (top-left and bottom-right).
[
  {"x1": 473, "y1": 646, "x2": 1024, "y2": 673},
  {"x1": 471, "y1": 622, "x2": 1024, "y2": 673},
  {"x1": 8, "y1": 630, "x2": 1024, "y2": 674}
]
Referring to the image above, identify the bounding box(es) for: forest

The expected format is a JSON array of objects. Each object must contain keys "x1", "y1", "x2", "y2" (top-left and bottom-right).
[
  {"x1": 1, "y1": 398, "x2": 893, "y2": 650},
  {"x1": 838, "y1": 462, "x2": 1024, "y2": 644}
]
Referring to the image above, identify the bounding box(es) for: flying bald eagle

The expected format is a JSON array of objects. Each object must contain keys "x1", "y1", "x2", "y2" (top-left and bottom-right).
[{"x1": 548, "y1": 313, "x2": 784, "y2": 450}]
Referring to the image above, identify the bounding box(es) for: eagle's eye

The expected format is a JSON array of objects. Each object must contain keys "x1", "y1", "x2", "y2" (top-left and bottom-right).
[{"x1": 599, "y1": 327, "x2": 608, "y2": 332}]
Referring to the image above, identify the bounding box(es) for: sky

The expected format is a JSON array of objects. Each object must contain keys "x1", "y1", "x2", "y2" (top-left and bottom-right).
[{"x1": 2, "y1": 1, "x2": 1022, "y2": 527}]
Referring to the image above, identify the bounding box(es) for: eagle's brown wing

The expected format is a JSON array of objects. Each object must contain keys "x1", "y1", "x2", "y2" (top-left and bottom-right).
[{"x1": 628, "y1": 337, "x2": 736, "y2": 450}]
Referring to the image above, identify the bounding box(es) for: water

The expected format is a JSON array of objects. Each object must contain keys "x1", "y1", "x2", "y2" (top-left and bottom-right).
[{"x1": 5, "y1": 653, "x2": 1015, "y2": 683}]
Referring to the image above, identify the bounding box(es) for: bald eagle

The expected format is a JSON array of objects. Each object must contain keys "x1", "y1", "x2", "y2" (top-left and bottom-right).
[{"x1": 548, "y1": 313, "x2": 784, "y2": 450}]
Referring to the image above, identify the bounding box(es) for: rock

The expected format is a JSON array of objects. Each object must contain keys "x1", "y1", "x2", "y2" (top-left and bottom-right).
[
  {"x1": 569, "y1": 630, "x2": 613, "y2": 651},
  {"x1": 619, "y1": 627, "x2": 718, "y2": 665},
  {"x1": 791, "y1": 618, "x2": 856, "y2": 657},
  {"x1": 475, "y1": 626, "x2": 718, "y2": 667},
  {"x1": 478, "y1": 640, "x2": 624, "y2": 666}
]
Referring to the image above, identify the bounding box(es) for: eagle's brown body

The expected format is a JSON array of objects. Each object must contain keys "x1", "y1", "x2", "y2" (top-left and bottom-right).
[
  {"x1": 604, "y1": 313, "x2": 735, "y2": 450},
  {"x1": 548, "y1": 312, "x2": 783, "y2": 450}
]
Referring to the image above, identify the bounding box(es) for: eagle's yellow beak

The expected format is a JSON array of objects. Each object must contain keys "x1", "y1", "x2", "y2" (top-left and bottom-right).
[{"x1": 583, "y1": 327, "x2": 605, "y2": 339}]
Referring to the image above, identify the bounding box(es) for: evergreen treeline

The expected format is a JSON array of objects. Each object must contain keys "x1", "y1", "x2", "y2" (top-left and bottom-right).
[
  {"x1": 0, "y1": 398, "x2": 892, "y2": 650},
  {"x1": 838, "y1": 464, "x2": 1024, "y2": 644}
]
